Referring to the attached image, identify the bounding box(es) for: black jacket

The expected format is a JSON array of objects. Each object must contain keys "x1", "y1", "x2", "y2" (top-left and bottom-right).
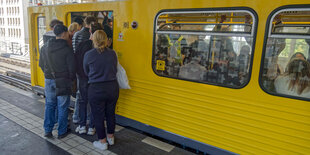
[
  {"x1": 72, "y1": 27, "x2": 90, "y2": 52},
  {"x1": 39, "y1": 39, "x2": 76, "y2": 80},
  {"x1": 75, "y1": 40, "x2": 93, "y2": 79}
]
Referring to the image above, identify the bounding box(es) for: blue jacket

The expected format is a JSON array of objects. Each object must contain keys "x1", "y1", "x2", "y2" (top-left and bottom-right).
[{"x1": 83, "y1": 48, "x2": 117, "y2": 83}]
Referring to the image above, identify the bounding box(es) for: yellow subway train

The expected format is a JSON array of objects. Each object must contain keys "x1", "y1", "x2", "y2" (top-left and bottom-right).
[{"x1": 28, "y1": 0, "x2": 310, "y2": 154}]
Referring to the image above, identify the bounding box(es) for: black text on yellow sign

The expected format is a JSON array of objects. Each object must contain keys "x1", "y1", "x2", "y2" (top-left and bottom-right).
[{"x1": 156, "y1": 60, "x2": 165, "y2": 71}]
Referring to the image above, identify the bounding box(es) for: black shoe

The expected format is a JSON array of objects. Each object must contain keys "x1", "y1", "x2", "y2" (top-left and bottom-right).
[
  {"x1": 57, "y1": 131, "x2": 70, "y2": 139},
  {"x1": 44, "y1": 132, "x2": 53, "y2": 138}
]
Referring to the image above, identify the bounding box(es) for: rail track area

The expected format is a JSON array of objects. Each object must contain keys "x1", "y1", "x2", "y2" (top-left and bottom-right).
[
  {"x1": 0, "y1": 81, "x2": 195, "y2": 154},
  {"x1": 0, "y1": 56, "x2": 31, "y2": 91}
]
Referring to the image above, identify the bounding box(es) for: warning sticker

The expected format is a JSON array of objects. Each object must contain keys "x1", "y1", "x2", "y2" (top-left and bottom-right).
[{"x1": 156, "y1": 60, "x2": 165, "y2": 71}]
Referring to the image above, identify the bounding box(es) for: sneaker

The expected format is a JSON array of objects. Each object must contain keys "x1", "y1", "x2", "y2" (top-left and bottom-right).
[
  {"x1": 44, "y1": 132, "x2": 53, "y2": 138},
  {"x1": 87, "y1": 128, "x2": 96, "y2": 135},
  {"x1": 107, "y1": 137, "x2": 114, "y2": 145},
  {"x1": 93, "y1": 141, "x2": 108, "y2": 150},
  {"x1": 75, "y1": 125, "x2": 87, "y2": 134},
  {"x1": 75, "y1": 125, "x2": 81, "y2": 133}
]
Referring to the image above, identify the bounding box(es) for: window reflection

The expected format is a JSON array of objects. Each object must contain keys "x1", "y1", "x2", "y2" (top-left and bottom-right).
[{"x1": 261, "y1": 9, "x2": 310, "y2": 100}]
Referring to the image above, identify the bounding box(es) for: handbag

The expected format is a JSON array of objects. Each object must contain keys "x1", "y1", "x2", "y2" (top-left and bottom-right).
[{"x1": 44, "y1": 51, "x2": 72, "y2": 96}]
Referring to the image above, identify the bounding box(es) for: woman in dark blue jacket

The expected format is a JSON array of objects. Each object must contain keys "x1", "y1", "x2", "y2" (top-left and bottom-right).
[{"x1": 83, "y1": 30, "x2": 119, "y2": 150}]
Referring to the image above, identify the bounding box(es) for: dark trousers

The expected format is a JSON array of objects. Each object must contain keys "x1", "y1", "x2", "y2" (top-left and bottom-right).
[
  {"x1": 78, "y1": 76, "x2": 94, "y2": 127},
  {"x1": 88, "y1": 80, "x2": 119, "y2": 139}
]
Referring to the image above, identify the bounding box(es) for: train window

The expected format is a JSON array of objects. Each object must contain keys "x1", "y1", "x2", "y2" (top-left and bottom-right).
[
  {"x1": 153, "y1": 9, "x2": 257, "y2": 88},
  {"x1": 260, "y1": 8, "x2": 310, "y2": 100},
  {"x1": 71, "y1": 11, "x2": 113, "y2": 48},
  {"x1": 37, "y1": 16, "x2": 46, "y2": 49}
]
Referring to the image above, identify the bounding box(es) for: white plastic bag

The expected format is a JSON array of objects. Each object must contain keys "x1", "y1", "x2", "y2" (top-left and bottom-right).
[{"x1": 116, "y1": 62, "x2": 131, "y2": 89}]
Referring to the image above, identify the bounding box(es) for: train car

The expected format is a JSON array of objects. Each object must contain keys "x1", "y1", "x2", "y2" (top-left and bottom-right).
[{"x1": 28, "y1": 0, "x2": 310, "y2": 154}]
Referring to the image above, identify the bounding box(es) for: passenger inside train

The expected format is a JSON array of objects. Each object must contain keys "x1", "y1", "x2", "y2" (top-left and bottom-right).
[
  {"x1": 261, "y1": 11, "x2": 310, "y2": 99},
  {"x1": 154, "y1": 12, "x2": 253, "y2": 87}
]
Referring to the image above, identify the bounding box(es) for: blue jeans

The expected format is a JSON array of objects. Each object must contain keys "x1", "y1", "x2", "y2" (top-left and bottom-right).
[
  {"x1": 73, "y1": 90, "x2": 80, "y2": 122},
  {"x1": 78, "y1": 76, "x2": 94, "y2": 127},
  {"x1": 44, "y1": 79, "x2": 70, "y2": 135},
  {"x1": 73, "y1": 90, "x2": 92, "y2": 124}
]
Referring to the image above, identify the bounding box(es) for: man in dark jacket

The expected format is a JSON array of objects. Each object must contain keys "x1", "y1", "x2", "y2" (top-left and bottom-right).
[
  {"x1": 39, "y1": 24, "x2": 76, "y2": 139},
  {"x1": 71, "y1": 15, "x2": 96, "y2": 126},
  {"x1": 72, "y1": 16, "x2": 96, "y2": 52}
]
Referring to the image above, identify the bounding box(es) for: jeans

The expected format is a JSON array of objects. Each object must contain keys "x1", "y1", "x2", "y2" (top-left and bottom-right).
[
  {"x1": 43, "y1": 79, "x2": 70, "y2": 135},
  {"x1": 72, "y1": 90, "x2": 80, "y2": 122},
  {"x1": 89, "y1": 80, "x2": 119, "y2": 139},
  {"x1": 78, "y1": 76, "x2": 94, "y2": 127}
]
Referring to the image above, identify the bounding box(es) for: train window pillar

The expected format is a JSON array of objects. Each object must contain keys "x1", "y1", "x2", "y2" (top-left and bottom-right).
[
  {"x1": 153, "y1": 9, "x2": 257, "y2": 88},
  {"x1": 260, "y1": 7, "x2": 310, "y2": 100}
]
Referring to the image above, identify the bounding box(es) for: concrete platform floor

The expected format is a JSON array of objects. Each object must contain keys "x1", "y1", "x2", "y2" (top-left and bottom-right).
[{"x1": 0, "y1": 81, "x2": 195, "y2": 155}]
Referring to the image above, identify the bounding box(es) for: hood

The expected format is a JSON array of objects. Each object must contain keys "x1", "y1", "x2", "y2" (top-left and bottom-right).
[{"x1": 46, "y1": 39, "x2": 69, "y2": 52}]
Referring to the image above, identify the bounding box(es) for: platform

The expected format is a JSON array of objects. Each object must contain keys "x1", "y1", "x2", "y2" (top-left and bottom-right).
[{"x1": 0, "y1": 81, "x2": 195, "y2": 155}]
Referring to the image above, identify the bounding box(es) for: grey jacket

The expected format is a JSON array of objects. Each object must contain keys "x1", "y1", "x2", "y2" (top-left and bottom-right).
[{"x1": 72, "y1": 27, "x2": 90, "y2": 53}]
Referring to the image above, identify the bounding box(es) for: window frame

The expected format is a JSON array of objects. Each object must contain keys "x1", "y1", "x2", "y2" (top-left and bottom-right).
[
  {"x1": 152, "y1": 7, "x2": 258, "y2": 89},
  {"x1": 259, "y1": 4, "x2": 310, "y2": 101}
]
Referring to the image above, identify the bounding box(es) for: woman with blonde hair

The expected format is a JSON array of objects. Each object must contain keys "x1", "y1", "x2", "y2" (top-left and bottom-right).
[
  {"x1": 274, "y1": 58, "x2": 310, "y2": 98},
  {"x1": 83, "y1": 30, "x2": 119, "y2": 150},
  {"x1": 68, "y1": 22, "x2": 80, "y2": 48}
]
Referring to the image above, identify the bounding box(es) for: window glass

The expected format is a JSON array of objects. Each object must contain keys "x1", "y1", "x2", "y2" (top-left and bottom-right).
[
  {"x1": 261, "y1": 9, "x2": 310, "y2": 100},
  {"x1": 37, "y1": 16, "x2": 46, "y2": 49},
  {"x1": 153, "y1": 10, "x2": 256, "y2": 88}
]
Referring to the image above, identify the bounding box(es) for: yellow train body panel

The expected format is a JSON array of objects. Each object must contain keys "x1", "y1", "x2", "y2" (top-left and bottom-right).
[{"x1": 28, "y1": 0, "x2": 310, "y2": 154}]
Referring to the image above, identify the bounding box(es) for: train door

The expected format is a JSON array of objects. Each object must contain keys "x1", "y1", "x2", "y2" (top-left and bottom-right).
[
  {"x1": 70, "y1": 11, "x2": 113, "y2": 48},
  {"x1": 33, "y1": 15, "x2": 46, "y2": 88}
]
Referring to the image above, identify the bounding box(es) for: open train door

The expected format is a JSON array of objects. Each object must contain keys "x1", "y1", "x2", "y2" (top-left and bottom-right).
[{"x1": 30, "y1": 14, "x2": 46, "y2": 94}]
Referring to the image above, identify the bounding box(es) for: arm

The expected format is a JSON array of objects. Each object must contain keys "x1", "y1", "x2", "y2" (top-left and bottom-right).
[
  {"x1": 72, "y1": 32, "x2": 79, "y2": 52},
  {"x1": 83, "y1": 53, "x2": 90, "y2": 77}
]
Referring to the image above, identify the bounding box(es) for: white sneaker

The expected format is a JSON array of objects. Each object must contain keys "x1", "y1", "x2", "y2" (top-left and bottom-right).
[
  {"x1": 107, "y1": 137, "x2": 114, "y2": 145},
  {"x1": 87, "y1": 128, "x2": 96, "y2": 135},
  {"x1": 93, "y1": 141, "x2": 108, "y2": 150},
  {"x1": 79, "y1": 126, "x2": 86, "y2": 134},
  {"x1": 75, "y1": 125, "x2": 80, "y2": 133},
  {"x1": 75, "y1": 125, "x2": 86, "y2": 134}
]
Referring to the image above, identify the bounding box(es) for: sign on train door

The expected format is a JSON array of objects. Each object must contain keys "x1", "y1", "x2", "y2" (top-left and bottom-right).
[{"x1": 32, "y1": 15, "x2": 46, "y2": 88}]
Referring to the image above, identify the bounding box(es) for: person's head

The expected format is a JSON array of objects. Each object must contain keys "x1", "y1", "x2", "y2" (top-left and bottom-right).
[
  {"x1": 84, "y1": 16, "x2": 97, "y2": 28},
  {"x1": 93, "y1": 30, "x2": 108, "y2": 53},
  {"x1": 74, "y1": 16, "x2": 84, "y2": 29},
  {"x1": 291, "y1": 52, "x2": 306, "y2": 61},
  {"x1": 68, "y1": 22, "x2": 80, "y2": 37},
  {"x1": 287, "y1": 58, "x2": 310, "y2": 94},
  {"x1": 89, "y1": 23, "x2": 104, "y2": 40},
  {"x1": 49, "y1": 19, "x2": 63, "y2": 30},
  {"x1": 53, "y1": 24, "x2": 69, "y2": 40}
]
